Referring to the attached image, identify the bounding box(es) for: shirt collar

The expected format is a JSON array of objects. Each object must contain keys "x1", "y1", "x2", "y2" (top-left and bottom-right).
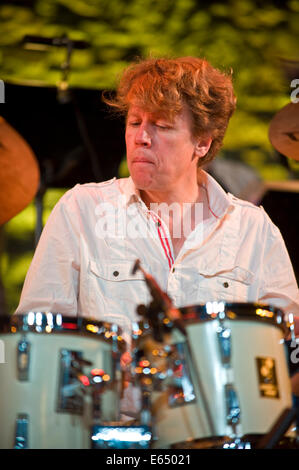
[
  {"x1": 197, "y1": 169, "x2": 233, "y2": 219},
  {"x1": 119, "y1": 176, "x2": 143, "y2": 206},
  {"x1": 119, "y1": 170, "x2": 233, "y2": 218}
]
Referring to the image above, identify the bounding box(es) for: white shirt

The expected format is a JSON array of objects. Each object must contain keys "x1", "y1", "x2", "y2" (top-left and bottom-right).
[{"x1": 16, "y1": 170, "x2": 299, "y2": 341}]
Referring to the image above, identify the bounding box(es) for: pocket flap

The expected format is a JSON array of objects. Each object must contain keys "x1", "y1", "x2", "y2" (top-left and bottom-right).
[
  {"x1": 216, "y1": 266, "x2": 254, "y2": 285},
  {"x1": 90, "y1": 259, "x2": 145, "y2": 281},
  {"x1": 198, "y1": 265, "x2": 254, "y2": 285}
]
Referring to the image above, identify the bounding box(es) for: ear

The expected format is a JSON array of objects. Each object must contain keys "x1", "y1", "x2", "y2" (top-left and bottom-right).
[{"x1": 194, "y1": 136, "x2": 212, "y2": 159}]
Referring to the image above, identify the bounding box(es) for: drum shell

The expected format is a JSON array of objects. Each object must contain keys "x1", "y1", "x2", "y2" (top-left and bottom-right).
[
  {"x1": 151, "y1": 315, "x2": 292, "y2": 448},
  {"x1": 0, "y1": 328, "x2": 118, "y2": 449}
]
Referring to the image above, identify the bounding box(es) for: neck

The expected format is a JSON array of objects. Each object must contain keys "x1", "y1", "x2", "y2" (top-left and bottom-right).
[{"x1": 139, "y1": 173, "x2": 201, "y2": 209}]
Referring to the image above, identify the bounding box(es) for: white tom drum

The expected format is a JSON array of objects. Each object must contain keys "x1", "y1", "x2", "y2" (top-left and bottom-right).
[
  {"x1": 0, "y1": 313, "x2": 125, "y2": 449},
  {"x1": 134, "y1": 302, "x2": 293, "y2": 449}
]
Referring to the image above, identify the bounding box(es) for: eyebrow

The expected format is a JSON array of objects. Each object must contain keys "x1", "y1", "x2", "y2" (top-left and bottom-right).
[
  {"x1": 126, "y1": 111, "x2": 174, "y2": 124},
  {"x1": 127, "y1": 112, "x2": 141, "y2": 119}
]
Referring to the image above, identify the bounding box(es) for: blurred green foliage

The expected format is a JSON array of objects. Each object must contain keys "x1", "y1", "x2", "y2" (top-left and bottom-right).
[
  {"x1": 1, "y1": 0, "x2": 299, "y2": 171},
  {"x1": 1, "y1": 0, "x2": 299, "y2": 313},
  {"x1": 1, "y1": 189, "x2": 67, "y2": 314}
]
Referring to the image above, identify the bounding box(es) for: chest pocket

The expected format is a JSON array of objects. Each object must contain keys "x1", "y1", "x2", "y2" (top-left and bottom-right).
[
  {"x1": 88, "y1": 259, "x2": 151, "y2": 318},
  {"x1": 90, "y1": 259, "x2": 142, "y2": 282},
  {"x1": 197, "y1": 266, "x2": 254, "y2": 302}
]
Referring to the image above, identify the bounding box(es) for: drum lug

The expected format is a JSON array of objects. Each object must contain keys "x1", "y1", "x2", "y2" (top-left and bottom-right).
[
  {"x1": 225, "y1": 383, "x2": 241, "y2": 429},
  {"x1": 217, "y1": 322, "x2": 241, "y2": 433},
  {"x1": 140, "y1": 389, "x2": 152, "y2": 426},
  {"x1": 17, "y1": 335, "x2": 31, "y2": 381},
  {"x1": 217, "y1": 325, "x2": 232, "y2": 368},
  {"x1": 167, "y1": 342, "x2": 196, "y2": 407},
  {"x1": 14, "y1": 413, "x2": 29, "y2": 449},
  {"x1": 57, "y1": 349, "x2": 84, "y2": 415}
]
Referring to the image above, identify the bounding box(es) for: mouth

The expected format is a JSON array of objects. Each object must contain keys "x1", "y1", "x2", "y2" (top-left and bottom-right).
[{"x1": 132, "y1": 157, "x2": 155, "y2": 165}]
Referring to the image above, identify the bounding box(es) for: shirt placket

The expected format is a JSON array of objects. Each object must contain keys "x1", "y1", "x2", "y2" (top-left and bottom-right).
[
  {"x1": 148, "y1": 211, "x2": 175, "y2": 269},
  {"x1": 135, "y1": 200, "x2": 175, "y2": 270}
]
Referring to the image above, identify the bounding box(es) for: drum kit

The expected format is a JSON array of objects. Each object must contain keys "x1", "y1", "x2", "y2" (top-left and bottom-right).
[
  {"x1": 0, "y1": 46, "x2": 299, "y2": 449},
  {"x1": 0, "y1": 262, "x2": 298, "y2": 449}
]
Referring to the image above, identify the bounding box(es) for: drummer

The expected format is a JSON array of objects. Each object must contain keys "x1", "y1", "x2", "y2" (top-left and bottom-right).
[{"x1": 15, "y1": 56, "x2": 299, "y2": 393}]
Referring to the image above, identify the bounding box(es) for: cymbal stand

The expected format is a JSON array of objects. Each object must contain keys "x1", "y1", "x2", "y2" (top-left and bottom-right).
[{"x1": 256, "y1": 407, "x2": 297, "y2": 449}]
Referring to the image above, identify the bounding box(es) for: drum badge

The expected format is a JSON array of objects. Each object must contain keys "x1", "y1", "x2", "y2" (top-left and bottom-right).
[{"x1": 256, "y1": 357, "x2": 279, "y2": 399}]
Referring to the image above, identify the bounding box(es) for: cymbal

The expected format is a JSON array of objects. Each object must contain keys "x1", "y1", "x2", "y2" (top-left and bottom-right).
[
  {"x1": 263, "y1": 179, "x2": 299, "y2": 193},
  {"x1": 269, "y1": 102, "x2": 299, "y2": 161},
  {"x1": 0, "y1": 117, "x2": 40, "y2": 225}
]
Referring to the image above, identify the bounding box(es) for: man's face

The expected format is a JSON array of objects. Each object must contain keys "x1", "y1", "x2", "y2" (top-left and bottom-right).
[{"x1": 125, "y1": 104, "x2": 202, "y2": 192}]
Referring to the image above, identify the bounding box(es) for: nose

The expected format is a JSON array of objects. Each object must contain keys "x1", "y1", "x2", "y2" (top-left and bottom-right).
[{"x1": 135, "y1": 123, "x2": 151, "y2": 146}]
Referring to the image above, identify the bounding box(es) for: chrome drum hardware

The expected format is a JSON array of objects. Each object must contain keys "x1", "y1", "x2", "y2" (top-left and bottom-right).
[
  {"x1": 17, "y1": 336, "x2": 31, "y2": 381},
  {"x1": 225, "y1": 384, "x2": 241, "y2": 430},
  {"x1": 57, "y1": 349, "x2": 85, "y2": 415},
  {"x1": 217, "y1": 320, "x2": 241, "y2": 433},
  {"x1": 217, "y1": 325, "x2": 232, "y2": 368},
  {"x1": 14, "y1": 413, "x2": 29, "y2": 449},
  {"x1": 136, "y1": 302, "x2": 292, "y2": 449},
  {"x1": 0, "y1": 313, "x2": 125, "y2": 449}
]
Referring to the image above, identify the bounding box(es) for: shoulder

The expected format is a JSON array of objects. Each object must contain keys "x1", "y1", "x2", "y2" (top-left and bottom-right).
[
  {"x1": 48, "y1": 178, "x2": 125, "y2": 221},
  {"x1": 59, "y1": 177, "x2": 121, "y2": 203},
  {"x1": 228, "y1": 192, "x2": 266, "y2": 219},
  {"x1": 68, "y1": 177, "x2": 117, "y2": 195},
  {"x1": 227, "y1": 192, "x2": 261, "y2": 211},
  {"x1": 228, "y1": 192, "x2": 280, "y2": 236}
]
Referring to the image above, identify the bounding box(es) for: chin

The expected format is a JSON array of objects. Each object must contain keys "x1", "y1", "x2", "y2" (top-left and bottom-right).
[{"x1": 130, "y1": 170, "x2": 155, "y2": 190}]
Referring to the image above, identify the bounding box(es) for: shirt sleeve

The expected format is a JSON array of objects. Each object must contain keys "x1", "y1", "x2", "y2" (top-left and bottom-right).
[
  {"x1": 258, "y1": 209, "x2": 299, "y2": 318},
  {"x1": 15, "y1": 188, "x2": 80, "y2": 315}
]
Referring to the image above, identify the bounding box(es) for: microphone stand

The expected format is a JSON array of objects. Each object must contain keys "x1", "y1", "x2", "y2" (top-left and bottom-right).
[
  {"x1": 22, "y1": 33, "x2": 104, "y2": 246},
  {"x1": 132, "y1": 259, "x2": 187, "y2": 338},
  {"x1": 132, "y1": 259, "x2": 216, "y2": 437}
]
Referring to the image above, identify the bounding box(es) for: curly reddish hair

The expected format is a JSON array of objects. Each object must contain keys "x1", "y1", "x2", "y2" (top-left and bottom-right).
[{"x1": 103, "y1": 56, "x2": 236, "y2": 166}]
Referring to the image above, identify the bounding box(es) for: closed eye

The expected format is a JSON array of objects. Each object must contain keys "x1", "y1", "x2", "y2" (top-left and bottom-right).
[
  {"x1": 155, "y1": 123, "x2": 172, "y2": 129},
  {"x1": 127, "y1": 120, "x2": 172, "y2": 129},
  {"x1": 127, "y1": 121, "x2": 141, "y2": 128}
]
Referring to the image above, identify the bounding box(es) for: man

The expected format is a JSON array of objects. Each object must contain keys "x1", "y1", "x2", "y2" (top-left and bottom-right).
[{"x1": 16, "y1": 57, "x2": 299, "y2": 397}]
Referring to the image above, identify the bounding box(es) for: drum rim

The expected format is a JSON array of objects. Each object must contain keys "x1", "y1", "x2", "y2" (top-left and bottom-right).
[
  {"x1": 132, "y1": 302, "x2": 288, "y2": 338},
  {"x1": 0, "y1": 312, "x2": 125, "y2": 344},
  {"x1": 179, "y1": 301, "x2": 286, "y2": 330}
]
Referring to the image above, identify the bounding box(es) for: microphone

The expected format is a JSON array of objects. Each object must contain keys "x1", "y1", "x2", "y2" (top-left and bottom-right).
[
  {"x1": 132, "y1": 259, "x2": 141, "y2": 276},
  {"x1": 132, "y1": 259, "x2": 186, "y2": 336}
]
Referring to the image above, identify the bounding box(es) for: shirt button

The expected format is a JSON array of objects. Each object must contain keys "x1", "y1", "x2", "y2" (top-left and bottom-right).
[
  {"x1": 223, "y1": 282, "x2": 229, "y2": 288},
  {"x1": 172, "y1": 267, "x2": 175, "y2": 273},
  {"x1": 113, "y1": 271, "x2": 119, "y2": 277}
]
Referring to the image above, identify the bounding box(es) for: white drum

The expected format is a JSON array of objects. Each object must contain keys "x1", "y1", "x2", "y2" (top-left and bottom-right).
[
  {"x1": 0, "y1": 313, "x2": 124, "y2": 449},
  {"x1": 134, "y1": 302, "x2": 293, "y2": 449}
]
